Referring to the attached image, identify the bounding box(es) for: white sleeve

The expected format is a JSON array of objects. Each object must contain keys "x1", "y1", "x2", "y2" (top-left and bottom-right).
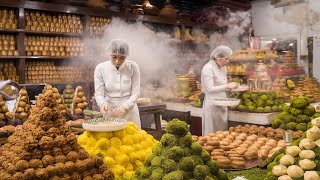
[
  {"x1": 121, "y1": 63, "x2": 140, "y2": 110},
  {"x1": 201, "y1": 66, "x2": 227, "y2": 93},
  {"x1": 94, "y1": 65, "x2": 106, "y2": 108}
]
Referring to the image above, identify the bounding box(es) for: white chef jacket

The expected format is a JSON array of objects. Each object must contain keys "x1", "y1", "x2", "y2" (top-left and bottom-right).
[
  {"x1": 94, "y1": 60, "x2": 141, "y2": 127},
  {"x1": 201, "y1": 60, "x2": 228, "y2": 135}
]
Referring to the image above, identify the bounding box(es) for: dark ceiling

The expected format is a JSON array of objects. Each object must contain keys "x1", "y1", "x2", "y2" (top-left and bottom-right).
[{"x1": 127, "y1": 0, "x2": 253, "y2": 14}]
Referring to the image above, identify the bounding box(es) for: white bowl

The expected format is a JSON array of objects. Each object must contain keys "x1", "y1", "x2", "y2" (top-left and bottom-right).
[
  {"x1": 82, "y1": 117, "x2": 128, "y2": 132},
  {"x1": 212, "y1": 98, "x2": 241, "y2": 106}
]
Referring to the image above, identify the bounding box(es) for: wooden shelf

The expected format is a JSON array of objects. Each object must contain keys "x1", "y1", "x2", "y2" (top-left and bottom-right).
[
  {"x1": 0, "y1": 0, "x2": 223, "y2": 30},
  {"x1": 24, "y1": 56, "x2": 83, "y2": 59},
  {"x1": 0, "y1": 56, "x2": 84, "y2": 59},
  {"x1": 21, "y1": 82, "x2": 86, "y2": 86},
  {"x1": 0, "y1": 28, "x2": 24, "y2": 33},
  {"x1": 25, "y1": 31, "x2": 84, "y2": 37},
  {"x1": 0, "y1": 56, "x2": 22, "y2": 59}
]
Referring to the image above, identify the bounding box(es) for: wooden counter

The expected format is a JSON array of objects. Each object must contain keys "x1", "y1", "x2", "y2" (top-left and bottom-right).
[{"x1": 138, "y1": 103, "x2": 166, "y2": 137}]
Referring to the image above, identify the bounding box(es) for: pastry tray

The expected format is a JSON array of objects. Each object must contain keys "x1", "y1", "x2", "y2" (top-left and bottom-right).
[
  {"x1": 82, "y1": 117, "x2": 128, "y2": 132},
  {"x1": 223, "y1": 159, "x2": 263, "y2": 171}
]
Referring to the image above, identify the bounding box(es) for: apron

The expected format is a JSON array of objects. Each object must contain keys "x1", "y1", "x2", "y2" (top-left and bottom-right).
[
  {"x1": 202, "y1": 62, "x2": 228, "y2": 136},
  {"x1": 105, "y1": 96, "x2": 141, "y2": 128}
]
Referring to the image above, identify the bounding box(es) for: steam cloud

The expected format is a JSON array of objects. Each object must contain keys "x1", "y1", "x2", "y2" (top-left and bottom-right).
[
  {"x1": 274, "y1": 2, "x2": 320, "y2": 30},
  {"x1": 84, "y1": 10, "x2": 251, "y2": 99}
]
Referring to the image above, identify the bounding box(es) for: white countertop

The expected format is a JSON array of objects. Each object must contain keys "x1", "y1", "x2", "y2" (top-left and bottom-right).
[{"x1": 164, "y1": 102, "x2": 202, "y2": 117}]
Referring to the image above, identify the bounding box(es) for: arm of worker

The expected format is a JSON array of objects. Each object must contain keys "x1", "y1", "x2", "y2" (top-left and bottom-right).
[
  {"x1": 122, "y1": 62, "x2": 140, "y2": 110},
  {"x1": 94, "y1": 65, "x2": 107, "y2": 110}
]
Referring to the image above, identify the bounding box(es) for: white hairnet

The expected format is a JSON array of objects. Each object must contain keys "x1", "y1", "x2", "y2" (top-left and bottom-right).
[
  {"x1": 106, "y1": 39, "x2": 129, "y2": 56},
  {"x1": 210, "y1": 45, "x2": 233, "y2": 60}
]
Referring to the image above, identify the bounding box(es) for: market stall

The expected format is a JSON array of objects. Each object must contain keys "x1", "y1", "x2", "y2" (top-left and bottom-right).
[{"x1": 0, "y1": 0, "x2": 319, "y2": 179}]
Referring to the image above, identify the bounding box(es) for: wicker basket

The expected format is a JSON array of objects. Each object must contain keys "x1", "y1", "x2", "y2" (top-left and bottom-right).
[{"x1": 87, "y1": 0, "x2": 107, "y2": 8}]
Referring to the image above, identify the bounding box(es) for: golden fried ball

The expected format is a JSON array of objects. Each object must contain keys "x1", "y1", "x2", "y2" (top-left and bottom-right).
[
  {"x1": 89, "y1": 168, "x2": 98, "y2": 175},
  {"x1": 93, "y1": 174, "x2": 104, "y2": 180},
  {"x1": 50, "y1": 176, "x2": 60, "y2": 180},
  {"x1": 42, "y1": 155, "x2": 54, "y2": 167},
  {"x1": 66, "y1": 151, "x2": 79, "y2": 163},
  {"x1": 35, "y1": 168, "x2": 48, "y2": 179},
  {"x1": 29, "y1": 159, "x2": 43, "y2": 168},
  {"x1": 6, "y1": 164, "x2": 17, "y2": 174},
  {"x1": 70, "y1": 172, "x2": 81, "y2": 180},
  {"x1": 55, "y1": 155, "x2": 67, "y2": 163},
  {"x1": 45, "y1": 165, "x2": 56, "y2": 177},
  {"x1": 62, "y1": 174, "x2": 71, "y2": 179},
  {"x1": 81, "y1": 171, "x2": 91, "y2": 179},
  {"x1": 52, "y1": 147, "x2": 63, "y2": 156},
  {"x1": 65, "y1": 161, "x2": 76, "y2": 174},
  {"x1": 0, "y1": 172, "x2": 11, "y2": 179},
  {"x1": 55, "y1": 163, "x2": 65, "y2": 176},
  {"x1": 11, "y1": 172, "x2": 24, "y2": 180},
  {"x1": 15, "y1": 160, "x2": 29, "y2": 171},
  {"x1": 62, "y1": 146, "x2": 73, "y2": 155},
  {"x1": 75, "y1": 160, "x2": 86, "y2": 172},
  {"x1": 93, "y1": 157, "x2": 103, "y2": 168},
  {"x1": 83, "y1": 176, "x2": 92, "y2": 180},
  {"x1": 23, "y1": 168, "x2": 36, "y2": 179},
  {"x1": 83, "y1": 159, "x2": 94, "y2": 170},
  {"x1": 0, "y1": 156, "x2": 7, "y2": 164},
  {"x1": 102, "y1": 169, "x2": 114, "y2": 179},
  {"x1": 78, "y1": 149, "x2": 89, "y2": 160}
]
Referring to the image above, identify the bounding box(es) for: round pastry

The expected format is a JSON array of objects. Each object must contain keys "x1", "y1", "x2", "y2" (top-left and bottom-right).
[
  {"x1": 239, "y1": 144, "x2": 249, "y2": 148},
  {"x1": 216, "y1": 134, "x2": 225, "y2": 140},
  {"x1": 229, "y1": 156, "x2": 245, "y2": 161},
  {"x1": 222, "y1": 131, "x2": 230, "y2": 136},
  {"x1": 198, "y1": 136, "x2": 207, "y2": 142},
  {"x1": 203, "y1": 146, "x2": 214, "y2": 153},
  {"x1": 217, "y1": 158, "x2": 232, "y2": 165},
  {"x1": 212, "y1": 149, "x2": 224, "y2": 153},
  {"x1": 220, "y1": 145, "x2": 231, "y2": 151},
  {"x1": 228, "y1": 153, "x2": 242, "y2": 158},
  {"x1": 211, "y1": 151, "x2": 225, "y2": 156},
  {"x1": 207, "y1": 140, "x2": 220, "y2": 146},
  {"x1": 243, "y1": 140, "x2": 254, "y2": 146},
  {"x1": 212, "y1": 155, "x2": 228, "y2": 160},
  {"x1": 231, "y1": 160, "x2": 246, "y2": 169},
  {"x1": 220, "y1": 141, "x2": 230, "y2": 146}
]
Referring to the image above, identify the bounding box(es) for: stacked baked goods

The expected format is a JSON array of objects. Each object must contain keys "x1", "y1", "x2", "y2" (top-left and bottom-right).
[
  {"x1": 12, "y1": 88, "x2": 31, "y2": 121},
  {"x1": 0, "y1": 90, "x2": 114, "y2": 179},
  {"x1": 0, "y1": 35, "x2": 19, "y2": 56},
  {"x1": 193, "y1": 130, "x2": 287, "y2": 169},
  {"x1": 25, "y1": 10, "x2": 83, "y2": 33},
  {"x1": 0, "y1": 62, "x2": 19, "y2": 82},
  {"x1": 70, "y1": 86, "x2": 88, "y2": 115}
]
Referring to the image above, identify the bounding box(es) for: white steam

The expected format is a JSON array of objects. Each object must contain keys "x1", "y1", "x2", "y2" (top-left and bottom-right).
[
  {"x1": 274, "y1": 2, "x2": 320, "y2": 30},
  {"x1": 84, "y1": 10, "x2": 251, "y2": 99}
]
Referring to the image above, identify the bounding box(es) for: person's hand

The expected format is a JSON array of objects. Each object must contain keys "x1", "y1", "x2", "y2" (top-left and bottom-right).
[
  {"x1": 112, "y1": 106, "x2": 126, "y2": 117},
  {"x1": 100, "y1": 104, "x2": 109, "y2": 114},
  {"x1": 227, "y1": 82, "x2": 239, "y2": 89}
]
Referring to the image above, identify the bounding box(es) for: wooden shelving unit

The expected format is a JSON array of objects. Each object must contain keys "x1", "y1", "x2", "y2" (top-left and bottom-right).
[{"x1": 0, "y1": 0, "x2": 227, "y2": 99}]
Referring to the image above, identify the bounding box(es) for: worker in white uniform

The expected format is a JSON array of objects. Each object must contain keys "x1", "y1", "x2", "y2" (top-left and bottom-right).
[
  {"x1": 94, "y1": 39, "x2": 141, "y2": 128},
  {"x1": 201, "y1": 45, "x2": 239, "y2": 135}
]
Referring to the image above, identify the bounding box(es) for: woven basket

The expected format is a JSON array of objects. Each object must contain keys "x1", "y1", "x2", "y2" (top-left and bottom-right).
[{"x1": 87, "y1": 0, "x2": 107, "y2": 8}]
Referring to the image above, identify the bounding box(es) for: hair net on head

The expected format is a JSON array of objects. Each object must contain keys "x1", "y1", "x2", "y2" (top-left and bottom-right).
[
  {"x1": 106, "y1": 39, "x2": 129, "y2": 56},
  {"x1": 210, "y1": 45, "x2": 233, "y2": 60}
]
